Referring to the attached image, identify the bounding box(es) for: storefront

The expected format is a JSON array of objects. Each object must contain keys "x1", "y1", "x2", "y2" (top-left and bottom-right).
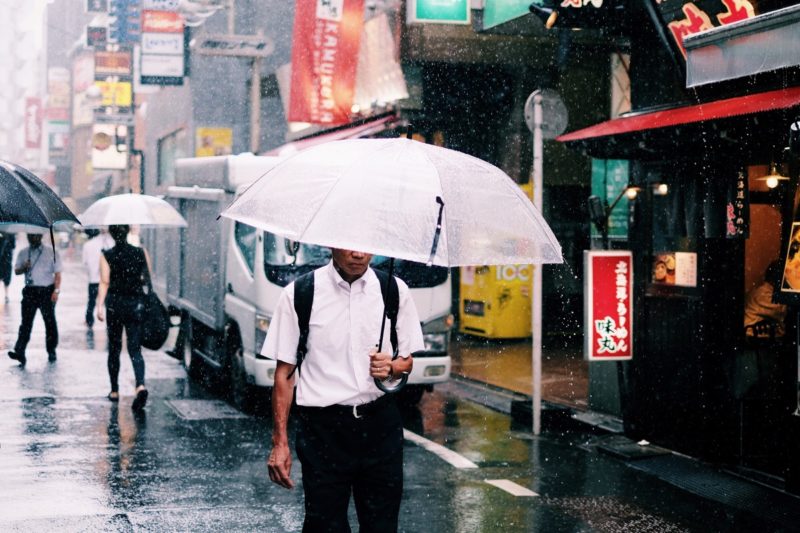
[{"x1": 555, "y1": 2, "x2": 800, "y2": 485}]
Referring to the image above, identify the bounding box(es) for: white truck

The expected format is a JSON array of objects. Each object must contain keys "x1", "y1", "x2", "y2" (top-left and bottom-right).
[{"x1": 147, "y1": 154, "x2": 453, "y2": 410}]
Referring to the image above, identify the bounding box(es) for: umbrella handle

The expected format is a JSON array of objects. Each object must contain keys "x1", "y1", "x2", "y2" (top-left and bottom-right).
[{"x1": 375, "y1": 372, "x2": 408, "y2": 394}]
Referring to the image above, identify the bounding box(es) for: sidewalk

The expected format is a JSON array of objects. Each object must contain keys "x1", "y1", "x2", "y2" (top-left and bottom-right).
[
  {"x1": 450, "y1": 332, "x2": 589, "y2": 410},
  {"x1": 442, "y1": 375, "x2": 800, "y2": 531}
]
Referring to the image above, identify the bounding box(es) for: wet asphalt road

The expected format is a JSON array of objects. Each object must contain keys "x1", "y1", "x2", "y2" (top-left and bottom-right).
[{"x1": 0, "y1": 256, "x2": 785, "y2": 532}]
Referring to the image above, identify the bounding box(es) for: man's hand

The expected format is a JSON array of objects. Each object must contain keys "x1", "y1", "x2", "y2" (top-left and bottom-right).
[
  {"x1": 51, "y1": 291, "x2": 58, "y2": 303},
  {"x1": 267, "y1": 443, "x2": 294, "y2": 489},
  {"x1": 97, "y1": 308, "x2": 105, "y2": 322},
  {"x1": 369, "y1": 348, "x2": 393, "y2": 380}
]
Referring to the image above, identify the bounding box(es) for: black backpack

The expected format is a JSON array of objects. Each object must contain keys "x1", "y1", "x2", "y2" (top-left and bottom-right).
[{"x1": 289, "y1": 267, "x2": 399, "y2": 378}]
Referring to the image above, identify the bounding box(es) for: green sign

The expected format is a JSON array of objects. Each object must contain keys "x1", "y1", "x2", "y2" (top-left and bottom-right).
[
  {"x1": 591, "y1": 159, "x2": 630, "y2": 238},
  {"x1": 483, "y1": 0, "x2": 530, "y2": 29},
  {"x1": 410, "y1": 0, "x2": 470, "y2": 24}
]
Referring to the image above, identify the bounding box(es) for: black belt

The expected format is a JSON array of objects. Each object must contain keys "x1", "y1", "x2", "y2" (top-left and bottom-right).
[{"x1": 297, "y1": 393, "x2": 395, "y2": 419}]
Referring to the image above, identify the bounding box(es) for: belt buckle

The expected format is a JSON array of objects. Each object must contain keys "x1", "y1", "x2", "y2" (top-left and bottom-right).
[{"x1": 352, "y1": 405, "x2": 362, "y2": 419}]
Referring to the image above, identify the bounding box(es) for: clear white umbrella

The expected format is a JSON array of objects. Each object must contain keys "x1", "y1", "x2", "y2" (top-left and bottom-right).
[
  {"x1": 221, "y1": 138, "x2": 562, "y2": 267},
  {"x1": 79, "y1": 193, "x2": 187, "y2": 228},
  {"x1": 221, "y1": 137, "x2": 563, "y2": 394}
]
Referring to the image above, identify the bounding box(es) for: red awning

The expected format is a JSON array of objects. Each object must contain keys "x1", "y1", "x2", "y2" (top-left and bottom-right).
[
  {"x1": 265, "y1": 114, "x2": 400, "y2": 157},
  {"x1": 557, "y1": 86, "x2": 800, "y2": 143}
]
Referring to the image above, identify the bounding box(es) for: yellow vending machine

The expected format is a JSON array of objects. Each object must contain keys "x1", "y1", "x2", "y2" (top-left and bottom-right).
[
  {"x1": 459, "y1": 264, "x2": 533, "y2": 339},
  {"x1": 458, "y1": 181, "x2": 534, "y2": 339}
]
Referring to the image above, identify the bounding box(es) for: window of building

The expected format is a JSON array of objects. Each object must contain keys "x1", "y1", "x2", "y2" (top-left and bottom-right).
[
  {"x1": 157, "y1": 128, "x2": 187, "y2": 186},
  {"x1": 234, "y1": 222, "x2": 257, "y2": 274}
]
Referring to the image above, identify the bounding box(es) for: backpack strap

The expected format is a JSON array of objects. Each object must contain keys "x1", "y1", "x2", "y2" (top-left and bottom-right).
[
  {"x1": 289, "y1": 271, "x2": 315, "y2": 378},
  {"x1": 373, "y1": 268, "x2": 399, "y2": 357}
]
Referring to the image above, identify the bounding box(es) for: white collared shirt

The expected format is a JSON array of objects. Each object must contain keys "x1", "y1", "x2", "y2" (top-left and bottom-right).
[
  {"x1": 15, "y1": 245, "x2": 61, "y2": 287},
  {"x1": 261, "y1": 262, "x2": 425, "y2": 407},
  {"x1": 82, "y1": 234, "x2": 114, "y2": 284}
]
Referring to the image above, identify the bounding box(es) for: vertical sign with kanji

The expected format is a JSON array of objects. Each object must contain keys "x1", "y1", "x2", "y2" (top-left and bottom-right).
[
  {"x1": 726, "y1": 168, "x2": 749, "y2": 239},
  {"x1": 584, "y1": 250, "x2": 633, "y2": 361}
]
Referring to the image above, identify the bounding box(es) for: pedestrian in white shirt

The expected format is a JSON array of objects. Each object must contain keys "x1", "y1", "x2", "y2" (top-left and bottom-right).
[
  {"x1": 265, "y1": 248, "x2": 424, "y2": 533},
  {"x1": 82, "y1": 229, "x2": 113, "y2": 329},
  {"x1": 8, "y1": 234, "x2": 62, "y2": 366}
]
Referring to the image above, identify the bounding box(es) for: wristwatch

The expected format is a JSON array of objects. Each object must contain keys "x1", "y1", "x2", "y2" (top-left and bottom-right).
[{"x1": 54, "y1": 289, "x2": 60, "y2": 294}]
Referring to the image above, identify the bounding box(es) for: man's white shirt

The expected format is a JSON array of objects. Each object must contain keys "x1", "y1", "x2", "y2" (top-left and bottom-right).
[
  {"x1": 261, "y1": 262, "x2": 425, "y2": 407},
  {"x1": 15, "y1": 245, "x2": 61, "y2": 287},
  {"x1": 82, "y1": 234, "x2": 114, "y2": 284}
]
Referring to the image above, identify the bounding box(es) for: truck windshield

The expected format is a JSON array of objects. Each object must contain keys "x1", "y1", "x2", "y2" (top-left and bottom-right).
[
  {"x1": 371, "y1": 256, "x2": 449, "y2": 289},
  {"x1": 263, "y1": 233, "x2": 331, "y2": 287}
]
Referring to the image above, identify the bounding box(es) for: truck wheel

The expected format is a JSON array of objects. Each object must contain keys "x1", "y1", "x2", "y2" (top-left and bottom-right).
[
  {"x1": 182, "y1": 318, "x2": 203, "y2": 379},
  {"x1": 398, "y1": 385, "x2": 425, "y2": 406},
  {"x1": 227, "y1": 339, "x2": 256, "y2": 414}
]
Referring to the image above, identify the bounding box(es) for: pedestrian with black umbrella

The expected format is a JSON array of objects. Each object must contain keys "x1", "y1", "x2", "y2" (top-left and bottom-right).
[{"x1": 7, "y1": 233, "x2": 62, "y2": 366}]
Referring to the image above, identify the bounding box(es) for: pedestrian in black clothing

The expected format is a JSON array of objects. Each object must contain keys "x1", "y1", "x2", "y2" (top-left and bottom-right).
[
  {"x1": 7, "y1": 233, "x2": 62, "y2": 366},
  {"x1": 96, "y1": 225, "x2": 151, "y2": 411},
  {"x1": 0, "y1": 231, "x2": 15, "y2": 303}
]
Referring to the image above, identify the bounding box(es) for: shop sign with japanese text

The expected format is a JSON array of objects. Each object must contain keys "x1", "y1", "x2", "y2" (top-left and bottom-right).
[
  {"x1": 726, "y1": 168, "x2": 749, "y2": 239},
  {"x1": 649, "y1": 0, "x2": 758, "y2": 59},
  {"x1": 95, "y1": 50, "x2": 132, "y2": 77},
  {"x1": 142, "y1": 9, "x2": 184, "y2": 33},
  {"x1": 143, "y1": 0, "x2": 179, "y2": 9},
  {"x1": 87, "y1": 26, "x2": 107, "y2": 48},
  {"x1": 24, "y1": 98, "x2": 42, "y2": 149},
  {"x1": 288, "y1": 0, "x2": 365, "y2": 125},
  {"x1": 584, "y1": 250, "x2": 633, "y2": 361},
  {"x1": 408, "y1": 0, "x2": 470, "y2": 24}
]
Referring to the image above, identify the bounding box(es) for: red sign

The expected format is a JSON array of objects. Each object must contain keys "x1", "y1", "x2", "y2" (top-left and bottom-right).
[
  {"x1": 584, "y1": 251, "x2": 633, "y2": 361},
  {"x1": 651, "y1": 0, "x2": 755, "y2": 59},
  {"x1": 95, "y1": 50, "x2": 132, "y2": 76},
  {"x1": 288, "y1": 0, "x2": 365, "y2": 125},
  {"x1": 142, "y1": 10, "x2": 184, "y2": 33},
  {"x1": 24, "y1": 97, "x2": 42, "y2": 149}
]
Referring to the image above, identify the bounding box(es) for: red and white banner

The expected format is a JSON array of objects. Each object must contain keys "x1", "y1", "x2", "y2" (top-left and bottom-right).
[
  {"x1": 24, "y1": 97, "x2": 42, "y2": 149},
  {"x1": 584, "y1": 250, "x2": 633, "y2": 361},
  {"x1": 288, "y1": 0, "x2": 364, "y2": 125}
]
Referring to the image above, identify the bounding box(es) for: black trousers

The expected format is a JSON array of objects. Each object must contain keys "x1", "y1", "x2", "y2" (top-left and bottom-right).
[
  {"x1": 106, "y1": 296, "x2": 145, "y2": 392},
  {"x1": 296, "y1": 396, "x2": 404, "y2": 533},
  {"x1": 86, "y1": 283, "x2": 99, "y2": 326},
  {"x1": 14, "y1": 285, "x2": 58, "y2": 355}
]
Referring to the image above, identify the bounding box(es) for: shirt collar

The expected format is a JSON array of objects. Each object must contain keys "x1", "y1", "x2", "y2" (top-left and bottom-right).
[{"x1": 325, "y1": 260, "x2": 373, "y2": 292}]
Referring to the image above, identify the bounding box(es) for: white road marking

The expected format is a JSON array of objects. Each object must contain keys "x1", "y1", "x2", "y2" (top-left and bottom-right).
[
  {"x1": 484, "y1": 479, "x2": 538, "y2": 497},
  {"x1": 403, "y1": 429, "x2": 479, "y2": 469}
]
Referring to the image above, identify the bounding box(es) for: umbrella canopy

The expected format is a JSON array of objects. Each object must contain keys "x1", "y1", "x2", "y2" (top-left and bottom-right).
[
  {"x1": 221, "y1": 138, "x2": 562, "y2": 267},
  {"x1": 79, "y1": 193, "x2": 187, "y2": 228},
  {"x1": 0, "y1": 160, "x2": 79, "y2": 228}
]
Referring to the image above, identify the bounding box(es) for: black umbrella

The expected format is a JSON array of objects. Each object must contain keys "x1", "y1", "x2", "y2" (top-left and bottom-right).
[
  {"x1": 0, "y1": 160, "x2": 77, "y2": 226},
  {"x1": 0, "y1": 160, "x2": 80, "y2": 255}
]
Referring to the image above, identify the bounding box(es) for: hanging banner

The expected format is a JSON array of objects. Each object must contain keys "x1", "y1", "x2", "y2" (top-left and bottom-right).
[
  {"x1": 584, "y1": 250, "x2": 633, "y2": 361},
  {"x1": 25, "y1": 98, "x2": 42, "y2": 149},
  {"x1": 725, "y1": 167, "x2": 749, "y2": 239},
  {"x1": 288, "y1": 0, "x2": 365, "y2": 125}
]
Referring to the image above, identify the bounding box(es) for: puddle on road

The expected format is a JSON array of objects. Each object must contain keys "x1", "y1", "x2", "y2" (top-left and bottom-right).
[{"x1": 166, "y1": 399, "x2": 247, "y2": 421}]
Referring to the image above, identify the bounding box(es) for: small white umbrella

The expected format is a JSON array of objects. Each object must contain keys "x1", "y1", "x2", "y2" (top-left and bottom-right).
[
  {"x1": 79, "y1": 193, "x2": 187, "y2": 228},
  {"x1": 221, "y1": 138, "x2": 562, "y2": 266}
]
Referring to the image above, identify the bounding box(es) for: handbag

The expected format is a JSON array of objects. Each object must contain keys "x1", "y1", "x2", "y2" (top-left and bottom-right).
[{"x1": 140, "y1": 252, "x2": 170, "y2": 350}]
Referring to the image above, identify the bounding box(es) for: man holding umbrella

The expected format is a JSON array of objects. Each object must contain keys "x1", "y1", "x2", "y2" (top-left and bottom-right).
[
  {"x1": 265, "y1": 248, "x2": 422, "y2": 533},
  {"x1": 8, "y1": 233, "x2": 62, "y2": 365}
]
